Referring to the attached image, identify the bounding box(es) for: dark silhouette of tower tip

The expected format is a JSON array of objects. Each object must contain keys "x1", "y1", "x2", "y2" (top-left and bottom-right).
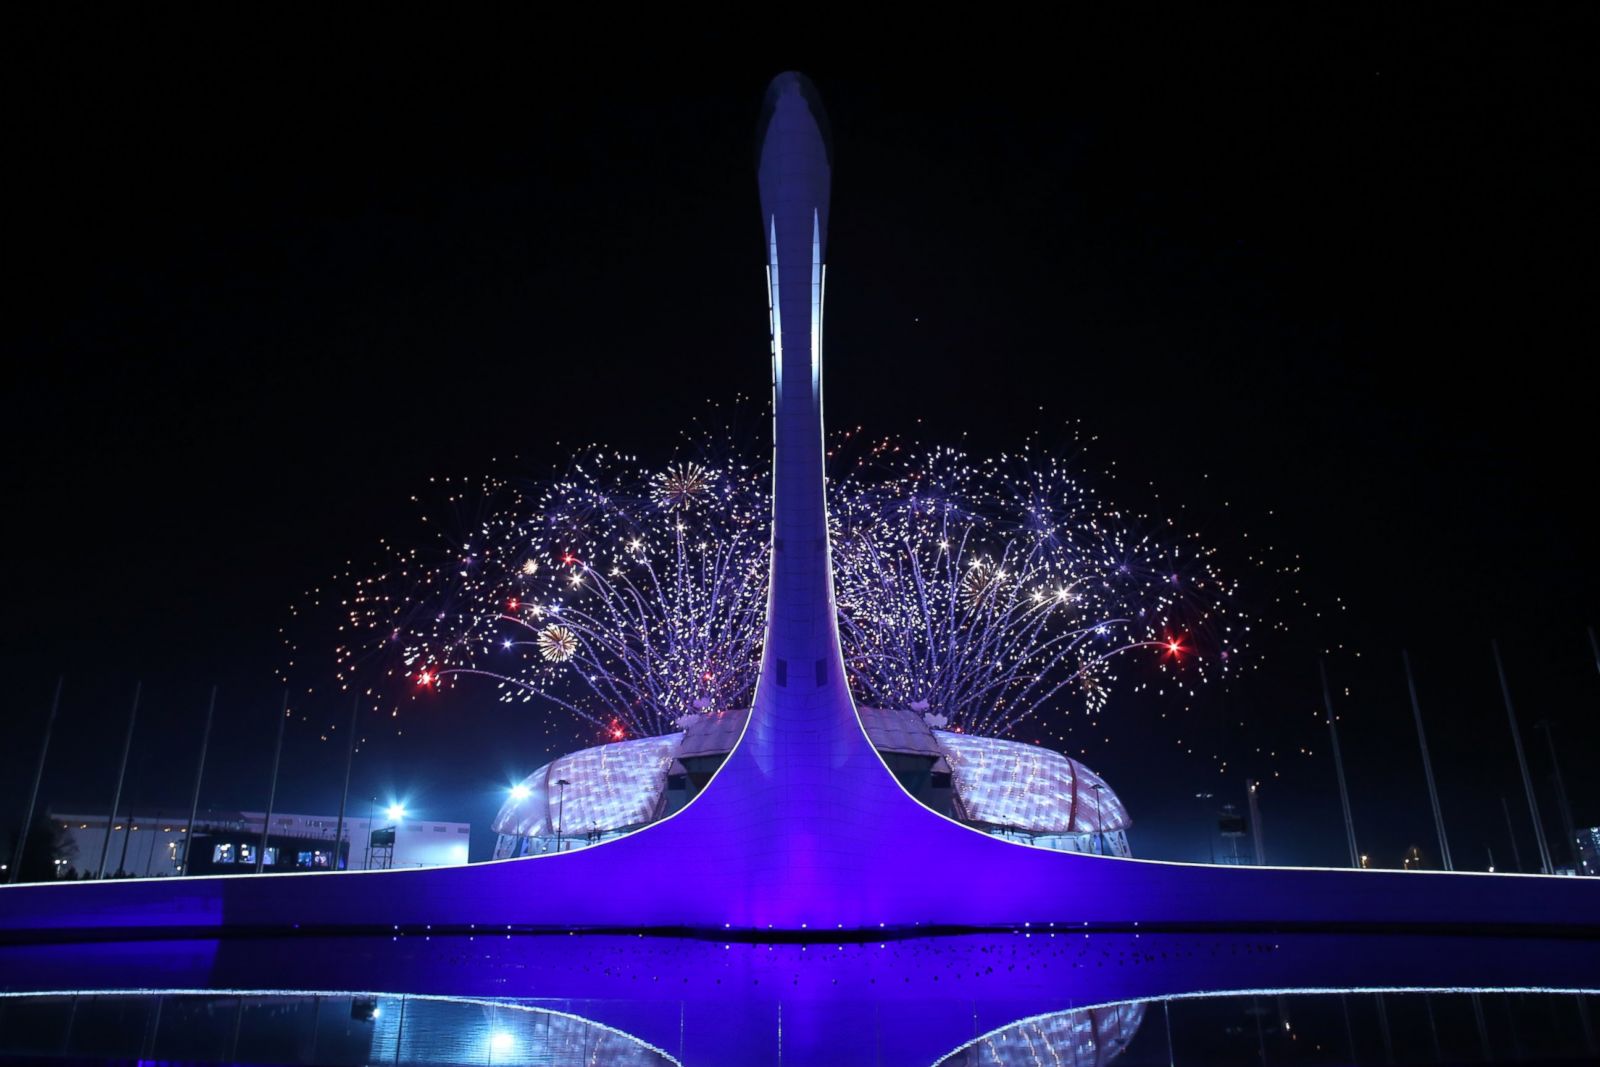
[{"x1": 755, "y1": 72, "x2": 833, "y2": 170}]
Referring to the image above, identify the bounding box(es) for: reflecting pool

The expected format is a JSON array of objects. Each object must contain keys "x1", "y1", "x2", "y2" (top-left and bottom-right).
[
  {"x1": 1, "y1": 987, "x2": 1596, "y2": 1064},
  {"x1": 0, "y1": 931, "x2": 1595, "y2": 1064}
]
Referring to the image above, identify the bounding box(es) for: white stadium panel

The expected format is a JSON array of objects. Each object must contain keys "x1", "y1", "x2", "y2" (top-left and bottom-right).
[
  {"x1": 550, "y1": 734, "x2": 681, "y2": 836},
  {"x1": 934, "y1": 730, "x2": 1129, "y2": 835},
  {"x1": 496, "y1": 734, "x2": 683, "y2": 838}
]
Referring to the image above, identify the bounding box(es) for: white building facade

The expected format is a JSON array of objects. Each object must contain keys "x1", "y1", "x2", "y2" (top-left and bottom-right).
[{"x1": 48, "y1": 808, "x2": 470, "y2": 878}]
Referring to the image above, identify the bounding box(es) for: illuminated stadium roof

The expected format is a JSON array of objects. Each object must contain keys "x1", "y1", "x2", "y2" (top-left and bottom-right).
[
  {"x1": 497, "y1": 734, "x2": 680, "y2": 839},
  {"x1": 935, "y1": 730, "x2": 1128, "y2": 835},
  {"x1": 860, "y1": 706, "x2": 943, "y2": 756},
  {"x1": 494, "y1": 708, "x2": 1130, "y2": 843}
]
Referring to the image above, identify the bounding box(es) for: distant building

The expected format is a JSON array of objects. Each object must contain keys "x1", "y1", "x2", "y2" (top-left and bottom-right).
[
  {"x1": 492, "y1": 706, "x2": 1131, "y2": 859},
  {"x1": 1578, "y1": 826, "x2": 1600, "y2": 877},
  {"x1": 48, "y1": 808, "x2": 470, "y2": 878}
]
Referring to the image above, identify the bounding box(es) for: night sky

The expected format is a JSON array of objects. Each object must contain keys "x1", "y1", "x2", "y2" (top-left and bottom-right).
[{"x1": 6, "y1": 15, "x2": 1597, "y2": 872}]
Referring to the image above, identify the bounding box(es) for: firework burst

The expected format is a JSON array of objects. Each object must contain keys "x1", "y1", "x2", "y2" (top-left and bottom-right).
[
  {"x1": 651, "y1": 462, "x2": 715, "y2": 511},
  {"x1": 536, "y1": 624, "x2": 578, "y2": 662},
  {"x1": 324, "y1": 431, "x2": 1249, "y2": 743},
  {"x1": 830, "y1": 445, "x2": 1240, "y2": 735}
]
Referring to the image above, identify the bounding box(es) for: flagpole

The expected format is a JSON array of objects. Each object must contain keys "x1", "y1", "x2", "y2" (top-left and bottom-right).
[
  {"x1": 1536, "y1": 720, "x2": 1578, "y2": 872},
  {"x1": 98, "y1": 682, "x2": 141, "y2": 878},
  {"x1": 182, "y1": 687, "x2": 217, "y2": 875},
  {"x1": 257, "y1": 690, "x2": 289, "y2": 873},
  {"x1": 331, "y1": 693, "x2": 359, "y2": 871},
  {"x1": 1319, "y1": 659, "x2": 1360, "y2": 868},
  {"x1": 1402, "y1": 651, "x2": 1452, "y2": 870},
  {"x1": 1492, "y1": 640, "x2": 1552, "y2": 874},
  {"x1": 1501, "y1": 794, "x2": 1526, "y2": 873},
  {"x1": 10, "y1": 677, "x2": 64, "y2": 883}
]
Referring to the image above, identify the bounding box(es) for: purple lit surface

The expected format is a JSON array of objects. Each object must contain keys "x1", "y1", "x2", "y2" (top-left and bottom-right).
[
  {"x1": 2, "y1": 74, "x2": 1599, "y2": 946},
  {"x1": 0, "y1": 68, "x2": 1598, "y2": 1067}
]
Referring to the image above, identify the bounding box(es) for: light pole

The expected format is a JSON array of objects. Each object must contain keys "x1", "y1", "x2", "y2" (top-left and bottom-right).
[
  {"x1": 1246, "y1": 779, "x2": 1266, "y2": 866},
  {"x1": 1196, "y1": 791, "x2": 1216, "y2": 863},
  {"x1": 555, "y1": 779, "x2": 570, "y2": 853},
  {"x1": 1091, "y1": 783, "x2": 1104, "y2": 855},
  {"x1": 509, "y1": 783, "x2": 531, "y2": 857},
  {"x1": 384, "y1": 803, "x2": 404, "y2": 869}
]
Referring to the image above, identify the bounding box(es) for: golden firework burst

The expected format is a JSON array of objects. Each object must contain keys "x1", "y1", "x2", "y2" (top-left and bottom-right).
[
  {"x1": 959, "y1": 559, "x2": 1011, "y2": 611},
  {"x1": 651, "y1": 463, "x2": 715, "y2": 510},
  {"x1": 536, "y1": 624, "x2": 578, "y2": 662}
]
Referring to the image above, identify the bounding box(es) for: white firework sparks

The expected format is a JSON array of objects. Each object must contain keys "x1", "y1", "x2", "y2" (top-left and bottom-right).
[
  {"x1": 651, "y1": 462, "x2": 715, "y2": 511},
  {"x1": 325, "y1": 432, "x2": 1251, "y2": 745},
  {"x1": 536, "y1": 624, "x2": 578, "y2": 663}
]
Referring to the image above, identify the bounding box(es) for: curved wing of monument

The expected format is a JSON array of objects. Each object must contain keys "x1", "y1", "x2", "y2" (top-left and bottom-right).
[{"x1": 2, "y1": 71, "x2": 1597, "y2": 939}]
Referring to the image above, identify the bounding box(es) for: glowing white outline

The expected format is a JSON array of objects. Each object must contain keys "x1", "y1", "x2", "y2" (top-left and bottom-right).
[
  {"x1": 768, "y1": 215, "x2": 782, "y2": 400},
  {"x1": 811, "y1": 208, "x2": 822, "y2": 395}
]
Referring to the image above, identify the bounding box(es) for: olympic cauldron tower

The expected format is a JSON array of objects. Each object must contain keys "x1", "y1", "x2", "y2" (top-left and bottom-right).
[
  {"x1": 2, "y1": 73, "x2": 1597, "y2": 939},
  {"x1": 705, "y1": 72, "x2": 926, "y2": 908}
]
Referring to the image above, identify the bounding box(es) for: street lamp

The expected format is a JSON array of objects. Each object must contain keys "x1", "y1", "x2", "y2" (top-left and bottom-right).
[
  {"x1": 555, "y1": 779, "x2": 571, "y2": 853},
  {"x1": 508, "y1": 782, "x2": 532, "y2": 857},
  {"x1": 1195, "y1": 791, "x2": 1216, "y2": 864},
  {"x1": 386, "y1": 803, "x2": 406, "y2": 822},
  {"x1": 1091, "y1": 783, "x2": 1104, "y2": 855}
]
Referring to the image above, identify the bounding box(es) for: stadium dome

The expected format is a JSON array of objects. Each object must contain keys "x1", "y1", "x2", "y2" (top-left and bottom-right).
[{"x1": 492, "y1": 707, "x2": 1131, "y2": 858}]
